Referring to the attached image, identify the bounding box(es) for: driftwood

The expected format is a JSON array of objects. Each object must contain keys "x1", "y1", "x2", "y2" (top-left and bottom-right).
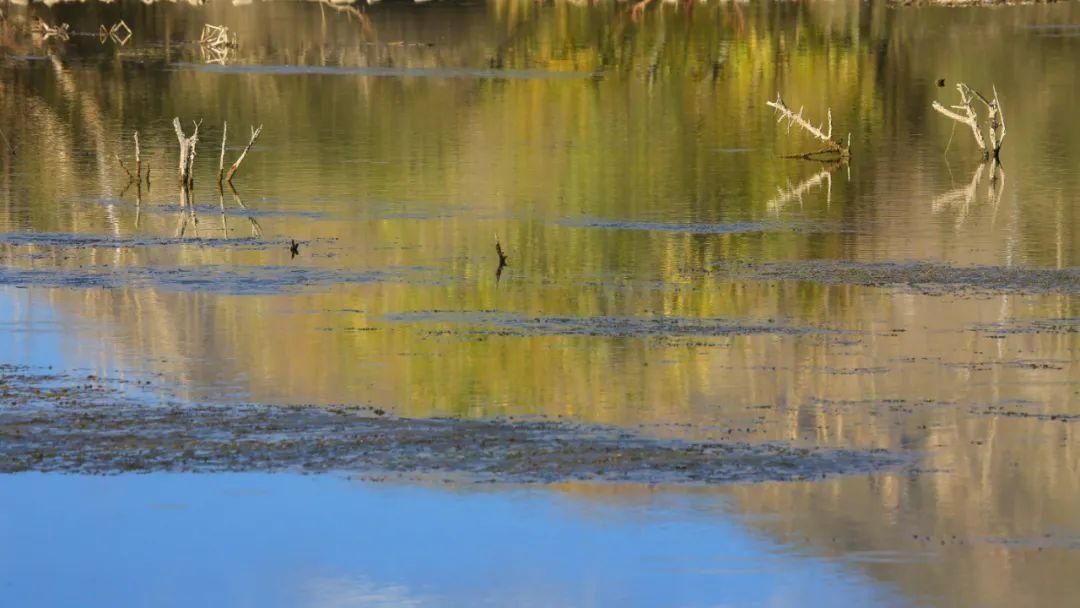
[
  {"x1": 225, "y1": 124, "x2": 263, "y2": 183},
  {"x1": 766, "y1": 94, "x2": 850, "y2": 160},
  {"x1": 932, "y1": 82, "x2": 1005, "y2": 160}
]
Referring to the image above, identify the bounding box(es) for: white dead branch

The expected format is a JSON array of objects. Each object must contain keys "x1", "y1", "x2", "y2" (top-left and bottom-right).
[
  {"x1": 173, "y1": 117, "x2": 201, "y2": 191},
  {"x1": 115, "y1": 130, "x2": 145, "y2": 184},
  {"x1": 200, "y1": 24, "x2": 237, "y2": 64},
  {"x1": 134, "y1": 131, "x2": 142, "y2": 182},
  {"x1": 217, "y1": 121, "x2": 229, "y2": 184},
  {"x1": 932, "y1": 82, "x2": 1005, "y2": 160},
  {"x1": 766, "y1": 94, "x2": 850, "y2": 159},
  {"x1": 200, "y1": 24, "x2": 236, "y2": 48},
  {"x1": 225, "y1": 124, "x2": 263, "y2": 183}
]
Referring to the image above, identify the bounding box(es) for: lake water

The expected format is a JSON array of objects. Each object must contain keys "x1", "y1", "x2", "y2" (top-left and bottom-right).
[{"x1": 1, "y1": 0, "x2": 1078, "y2": 605}]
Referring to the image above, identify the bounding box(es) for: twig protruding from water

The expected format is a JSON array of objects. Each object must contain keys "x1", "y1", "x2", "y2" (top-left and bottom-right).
[
  {"x1": 116, "y1": 130, "x2": 146, "y2": 185},
  {"x1": 134, "y1": 131, "x2": 142, "y2": 183},
  {"x1": 217, "y1": 121, "x2": 228, "y2": 184},
  {"x1": 225, "y1": 124, "x2": 262, "y2": 183}
]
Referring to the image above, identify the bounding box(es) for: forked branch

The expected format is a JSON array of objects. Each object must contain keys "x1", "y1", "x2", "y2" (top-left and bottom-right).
[
  {"x1": 932, "y1": 82, "x2": 1004, "y2": 160},
  {"x1": 766, "y1": 94, "x2": 850, "y2": 159},
  {"x1": 173, "y1": 117, "x2": 201, "y2": 188}
]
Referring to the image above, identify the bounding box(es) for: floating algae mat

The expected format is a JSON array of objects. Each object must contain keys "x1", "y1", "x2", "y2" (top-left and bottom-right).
[{"x1": 0, "y1": 366, "x2": 906, "y2": 482}]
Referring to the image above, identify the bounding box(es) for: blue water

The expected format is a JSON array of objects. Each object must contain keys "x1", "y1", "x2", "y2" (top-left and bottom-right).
[
  {"x1": 0, "y1": 473, "x2": 908, "y2": 608},
  {"x1": 0, "y1": 291, "x2": 909, "y2": 606}
]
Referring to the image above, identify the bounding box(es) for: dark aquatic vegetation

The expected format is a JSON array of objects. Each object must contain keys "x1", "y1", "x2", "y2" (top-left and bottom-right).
[
  {"x1": 0, "y1": 366, "x2": 910, "y2": 482},
  {"x1": 0, "y1": 264, "x2": 412, "y2": 294},
  {"x1": 727, "y1": 260, "x2": 1080, "y2": 295},
  {"x1": 383, "y1": 310, "x2": 845, "y2": 338}
]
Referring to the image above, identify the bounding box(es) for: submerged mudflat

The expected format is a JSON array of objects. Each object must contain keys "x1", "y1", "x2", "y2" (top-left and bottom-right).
[{"x1": 0, "y1": 366, "x2": 906, "y2": 482}]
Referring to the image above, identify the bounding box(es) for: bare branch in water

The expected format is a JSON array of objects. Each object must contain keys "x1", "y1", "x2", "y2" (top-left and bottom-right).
[
  {"x1": 766, "y1": 94, "x2": 850, "y2": 159},
  {"x1": 932, "y1": 82, "x2": 1004, "y2": 160},
  {"x1": 173, "y1": 117, "x2": 201, "y2": 189},
  {"x1": 218, "y1": 121, "x2": 228, "y2": 184},
  {"x1": 200, "y1": 24, "x2": 237, "y2": 64},
  {"x1": 225, "y1": 124, "x2": 263, "y2": 183},
  {"x1": 134, "y1": 131, "x2": 142, "y2": 184}
]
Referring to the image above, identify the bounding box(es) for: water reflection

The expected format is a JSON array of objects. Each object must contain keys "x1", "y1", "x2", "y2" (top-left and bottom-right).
[
  {"x1": 0, "y1": 474, "x2": 913, "y2": 608},
  {"x1": 931, "y1": 160, "x2": 1004, "y2": 230},
  {"x1": 1, "y1": 0, "x2": 1079, "y2": 606}
]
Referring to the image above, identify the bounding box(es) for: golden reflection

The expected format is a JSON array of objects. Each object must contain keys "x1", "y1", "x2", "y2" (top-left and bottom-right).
[{"x1": 1, "y1": 1, "x2": 1079, "y2": 607}]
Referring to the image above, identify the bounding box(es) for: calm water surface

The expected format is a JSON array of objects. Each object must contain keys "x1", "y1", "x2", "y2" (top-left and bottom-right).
[{"x1": 1, "y1": 0, "x2": 1079, "y2": 606}]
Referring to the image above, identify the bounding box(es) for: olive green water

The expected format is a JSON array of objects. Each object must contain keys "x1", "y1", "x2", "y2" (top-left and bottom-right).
[{"x1": 1, "y1": 0, "x2": 1079, "y2": 605}]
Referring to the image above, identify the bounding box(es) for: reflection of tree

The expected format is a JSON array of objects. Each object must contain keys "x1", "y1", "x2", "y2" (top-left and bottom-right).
[
  {"x1": 228, "y1": 183, "x2": 263, "y2": 238},
  {"x1": 172, "y1": 183, "x2": 262, "y2": 239},
  {"x1": 766, "y1": 161, "x2": 846, "y2": 216},
  {"x1": 931, "y1": 161, "x2": 1004, "y2": 230}
]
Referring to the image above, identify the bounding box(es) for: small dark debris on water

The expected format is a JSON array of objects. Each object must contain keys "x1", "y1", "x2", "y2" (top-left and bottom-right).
[
  {"x1": 937, "y1": 78, "x2": 946, "y2": 87},
  {"x1": 289, "y1": 239, "x2": 300, "y2": 258}
]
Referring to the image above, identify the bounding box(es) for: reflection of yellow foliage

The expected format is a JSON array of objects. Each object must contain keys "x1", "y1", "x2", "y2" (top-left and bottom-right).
[{"x1": 2, "y1": 3, "x2": 1080, "y2": 605}]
